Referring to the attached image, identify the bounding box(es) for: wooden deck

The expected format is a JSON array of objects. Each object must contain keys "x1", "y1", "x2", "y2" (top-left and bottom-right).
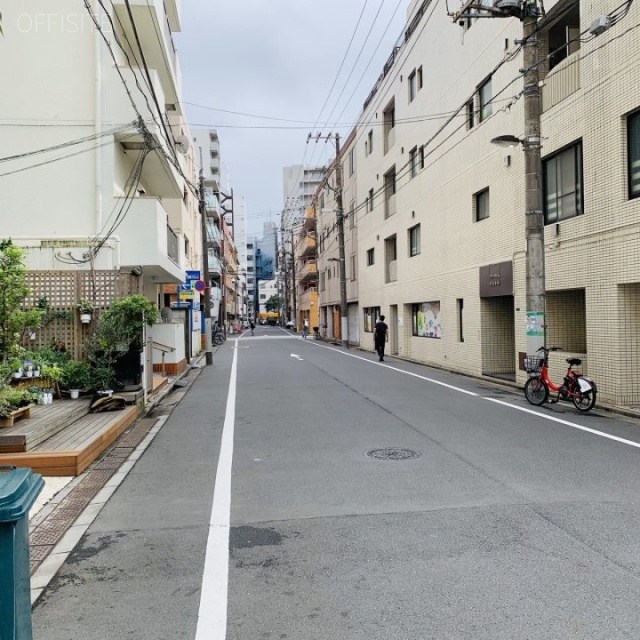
[{"x1": 0, "y1": 403, "x2": 142, "y2": 476}]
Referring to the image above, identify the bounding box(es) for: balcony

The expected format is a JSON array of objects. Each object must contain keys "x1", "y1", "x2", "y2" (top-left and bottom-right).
[
  {"x1": 296, "y1": 235, "x2": 316, "y2": 258},
  {"x1": 207, "y1": 251, "x2": 223, "y2": 276},
  {"x1": 384, "y1": 194, "x2": 396, "y2": 219},
  {"x1": 385, "y1": 260, "x2": 397, "y2": 283},
  {"x1": 300, "y1": 287, "x2": 318, "y2": 310},
  {"x1": 206, "y1": 221, "x2": 222, "y2": 248},
  {"x1": 117, "y1": 197, "x2": 183, "y2": 282},
  {"x1": 113, "y1": 0, "x2": 181, "y2": 106},
  {"x1": 542, "y1": 53, "x2": 580, "y2": 112},
  {"x1": 298, "y1": 260, "x2": 318, "y2": 285}
]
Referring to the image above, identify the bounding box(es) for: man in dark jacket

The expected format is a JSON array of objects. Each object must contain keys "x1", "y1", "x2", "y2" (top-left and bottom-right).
[{"x1": 373, "y1": 315, "x2": 389, "y2": 362}]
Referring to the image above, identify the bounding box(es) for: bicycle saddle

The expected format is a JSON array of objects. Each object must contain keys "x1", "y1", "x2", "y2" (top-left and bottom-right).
[{"x1": 566, "y1": 358, "x2": 582, "y2": 366}]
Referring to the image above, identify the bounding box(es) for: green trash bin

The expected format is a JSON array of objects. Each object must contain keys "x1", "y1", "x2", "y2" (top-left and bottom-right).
[{"x1": 0, "y1": 466, "x2": 44, "y2": 640}]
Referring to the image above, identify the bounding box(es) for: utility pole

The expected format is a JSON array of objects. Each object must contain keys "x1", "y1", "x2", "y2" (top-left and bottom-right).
[
  {"x1": 334, "y1": 134, "x2": 348, "y2": 348},
  {"x1": 198, "y1": 163, "x2": 213, "y2": 365},
  {"x1": 452, "y1": 0, "x2": 545, "y2": 356},
  {"x1": 291, "y1": 228, "x2": 297, "y2": 329},
  {"x1": 308, "y1": 132, "x2": 348, "y2": 347}
]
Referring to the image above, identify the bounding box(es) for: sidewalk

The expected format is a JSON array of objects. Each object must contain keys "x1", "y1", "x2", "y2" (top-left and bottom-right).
[{"x1": 27, "y1": 357, "x2": 207, "y2": 603}]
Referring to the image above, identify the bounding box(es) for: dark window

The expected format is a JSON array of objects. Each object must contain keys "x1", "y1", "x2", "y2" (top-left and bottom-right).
[
  {"x1": 408, "y1": 70, "x2": 417, "y2": 102},
  {"x1": 419, "y1": 145, "x2": 425, "y2": 170},
  {"x1": 466, "y1": 100, "x2": 475, "y2": 129},
  {"x1": 479, "y1": 78, "x2": 492, "y2": 122},
  {"x1": 417, "y1": 66, "x2": 423, "y2": 89},
  {"x1": 475, "y1": 188, "x2": 490, "y2": 221},
  {"x1": 409, "y1": 147, "x2": 418, "y2": 178},
  {"x1": 629, "y1": 110, "x2": 640, "y2": 199},
  {"x1": 543, "y1": 141, "x2": 583, "y2": 223},
  {"x1": 457, "y1": 298, "x2": 464, "y2": 342},
  {"x1": 366, "y1": 248, "x2": 375, "y2": 266},
  {"x1": 368, "y1": 188, "x2": 374, "y2": 212},
  {"x1": 409, "y1": 224, "x2": 421, "y2": 257},
  {"x1": 363, "y1": 306, "x2": 381, "y2": 333}
]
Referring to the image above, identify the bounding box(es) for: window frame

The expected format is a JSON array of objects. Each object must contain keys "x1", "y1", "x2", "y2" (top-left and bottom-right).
[
  {"x1": 363, "y1": 307, "x2": 381, "y2": 333},
  {"x1": 408, "y1": 70, "x2": 418, "y2": 102},
  {"x1": 409, "y1": 146, "x2": 418, "y2": 178},
  {"x1": 628, "y1": 109, "x2": 640, "y2": 200},
  {"x1": 543, "y1": 140, "x2": 584, "y2": 223},
  {"x1": 478, "y1": 77, "x2": 492, "y2": 123},
  {"x1": 408, "y1": 224, "x2": 421, "y2": 257},
  {"x1": 366, "y1": 248, "x2": 375, "y2": 266},
  {"x1": 474, "y1": 187, "x2": 490, "y2": 222}
]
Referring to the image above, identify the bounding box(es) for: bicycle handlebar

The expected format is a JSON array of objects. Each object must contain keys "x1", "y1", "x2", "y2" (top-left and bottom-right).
[{"x1": 536, "y1": 346, "x2": 563, "y2": 352}]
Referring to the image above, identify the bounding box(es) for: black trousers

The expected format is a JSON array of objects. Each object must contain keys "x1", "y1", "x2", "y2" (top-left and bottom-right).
[{"x1": 375, "y1": 340, "x2": 386, "y2": 359}]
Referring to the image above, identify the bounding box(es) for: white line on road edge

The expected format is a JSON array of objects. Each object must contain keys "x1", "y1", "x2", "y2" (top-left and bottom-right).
[
  {"x1": 195, "y1": 341, "x2": 238, "y2": 640},
  {"x1": 484, "y1": 397, "x2": 640, "y2": 449}
]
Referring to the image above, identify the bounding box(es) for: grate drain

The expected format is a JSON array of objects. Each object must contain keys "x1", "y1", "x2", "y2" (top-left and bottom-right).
[{"x1": 366, "y1": 448, "x2": 420, "y2": 461}]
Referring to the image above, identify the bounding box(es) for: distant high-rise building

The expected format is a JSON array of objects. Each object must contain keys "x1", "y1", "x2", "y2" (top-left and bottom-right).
[{"x1": 282, "y1": 165, "x2": 326, "y2": 230}]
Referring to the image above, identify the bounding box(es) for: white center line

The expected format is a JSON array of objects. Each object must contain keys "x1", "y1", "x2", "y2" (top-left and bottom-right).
[{"x1": 195, "y1": 344, "x2": 238, "y2": 640}]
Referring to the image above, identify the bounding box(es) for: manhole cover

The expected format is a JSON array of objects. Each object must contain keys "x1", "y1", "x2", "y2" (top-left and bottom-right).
[{"x1": 366, "y1": 448, "x2": 420, "y2": 461}]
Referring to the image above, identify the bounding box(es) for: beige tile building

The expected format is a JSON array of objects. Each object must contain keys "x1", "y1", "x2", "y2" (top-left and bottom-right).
[{"x1": 336, "y1": 0, "x2": 640, "y2": 406}]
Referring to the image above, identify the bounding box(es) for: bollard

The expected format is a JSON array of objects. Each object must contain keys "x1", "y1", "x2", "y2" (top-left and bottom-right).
[{"x1": 0, "y1": 466, "x2": 44, "y2": 640}]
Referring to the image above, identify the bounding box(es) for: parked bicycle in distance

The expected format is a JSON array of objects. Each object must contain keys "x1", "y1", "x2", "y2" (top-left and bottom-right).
[
  {"x1": 211, "y1": 326, "x2": 226, "y2": 346},
  {"x1": 524, "y1": 346, "x2": 597, "y2": 412}
]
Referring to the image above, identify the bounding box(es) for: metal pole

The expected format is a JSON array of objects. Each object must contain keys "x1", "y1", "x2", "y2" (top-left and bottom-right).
[
  {"x1": 199, "y1": 165, "x2": 213, "y2": 366},
  {"x1": 291, "y1": 228, "x2": 297, "y2": 329},
  {"x1": 334, "y1": 134, "x2": 349, "y2": 348},
  {"x1": 522, "y1": 9, "x2": 545, "y2": 355}
]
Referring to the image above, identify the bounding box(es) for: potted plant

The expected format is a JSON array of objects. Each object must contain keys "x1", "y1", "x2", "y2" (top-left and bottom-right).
[
  {"x1": 92, "y1": 366, "x2": 115, "y2": 396},
  {"x1": 23, "y1": 359, "x2": 33, "y2": 378},
  {"x1": 9, "y1": 358, "x2": 23, "y2": 379},
  {"x1": 77, "y1": 299, "x2": 94, "y2": 324},
  {"x1": 61, "y1": 360, "x2": 92, "y2": 399}
]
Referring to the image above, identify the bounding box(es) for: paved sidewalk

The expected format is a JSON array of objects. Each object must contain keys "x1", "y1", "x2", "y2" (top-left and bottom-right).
[{"x1": 28, "y1": 359, "x2": 207, "y2": 603}]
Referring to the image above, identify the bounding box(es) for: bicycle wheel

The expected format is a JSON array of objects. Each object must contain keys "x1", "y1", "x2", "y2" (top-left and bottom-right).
[
  {"x1": 524, "y1": 377, "x2": 548, "y2": 406},
  {"x1": 573, "y1": 389, "x2": 596, "y2": 412},
  {"x1": 213, "y1": 334, "x2": 225, "y2": 345}
]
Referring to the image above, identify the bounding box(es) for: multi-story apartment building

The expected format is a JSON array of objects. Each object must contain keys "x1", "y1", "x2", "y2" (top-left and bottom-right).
[
  {"x1": 344, "y1": 0, "x2": 640, "y2": 406},
  {"x1": 316, "y1": 130, "x2": 360, "y2": 343},
  {"x1": 294, "y1": 205, "x2": 319, "y2": 331},
  {"x1": 1, "y1": 0, "x2": 203, "y2": 377}
]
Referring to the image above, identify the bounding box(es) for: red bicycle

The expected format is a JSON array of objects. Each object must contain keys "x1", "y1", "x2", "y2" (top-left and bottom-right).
[{"x1": 524, "y1": 346, "x2": 597, "y2": 412}]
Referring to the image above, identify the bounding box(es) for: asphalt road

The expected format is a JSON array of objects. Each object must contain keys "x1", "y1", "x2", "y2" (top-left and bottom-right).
[{"x1": 33, "y1": 326, "x2": 640, "y2": 639}]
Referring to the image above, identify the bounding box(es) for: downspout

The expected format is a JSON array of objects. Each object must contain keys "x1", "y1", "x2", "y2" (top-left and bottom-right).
[{"x1": 94, "y1": 0, "x2": 103, "y2": 233}]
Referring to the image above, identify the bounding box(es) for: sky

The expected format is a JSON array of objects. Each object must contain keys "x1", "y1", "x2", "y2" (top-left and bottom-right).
[{"x1": 175, "y1": 1, "x2": 410, "y2": 236}]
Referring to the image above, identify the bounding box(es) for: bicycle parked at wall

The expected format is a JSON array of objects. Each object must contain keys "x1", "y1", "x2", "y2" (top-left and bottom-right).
[
  {"x1": 211, "y1": 326, "x2": 226, "y2": 346},
  {"x1": 524, "y1": 346, "x2": 597, "y2": 412}
]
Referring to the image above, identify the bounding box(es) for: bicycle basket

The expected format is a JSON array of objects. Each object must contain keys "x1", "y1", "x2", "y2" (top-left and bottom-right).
[{"x1": 524, "y1": 356, "x2": 544, "y2": 373}]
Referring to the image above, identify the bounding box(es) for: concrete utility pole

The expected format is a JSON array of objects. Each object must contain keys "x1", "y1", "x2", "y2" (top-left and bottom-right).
[
  {"x1": 452, "y1": 0, "x2": 545, "y2": 355},
  {"x1": 334, "y1": 134, "x2": 349, "y2": 349},
  {"x1": 199, "y1": 165, "x2": 213, "y2": 365}
]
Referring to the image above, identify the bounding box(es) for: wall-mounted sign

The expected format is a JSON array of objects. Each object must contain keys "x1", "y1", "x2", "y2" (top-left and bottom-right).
[{"x1": 479, "y1": 261, "x2": 513, "y2": 298}]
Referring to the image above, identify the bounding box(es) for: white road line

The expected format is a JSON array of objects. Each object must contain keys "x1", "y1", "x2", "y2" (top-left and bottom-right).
[
  {"x1": 484, "y1": 397, "x2": 640, "y2": 449},
  {"x1": 195, "y1": 343, "x2": 238, "y2": 640}
]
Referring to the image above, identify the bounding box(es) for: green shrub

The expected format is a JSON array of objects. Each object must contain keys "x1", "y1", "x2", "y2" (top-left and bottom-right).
[{"x1": 61, "y1": 360, "x2": 92, "y2": 390}]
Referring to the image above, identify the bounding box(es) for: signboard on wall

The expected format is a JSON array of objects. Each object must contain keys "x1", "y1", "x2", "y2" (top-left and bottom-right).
[{"x1": 479, "y1": 261, "x2": 513, "y2": 298}]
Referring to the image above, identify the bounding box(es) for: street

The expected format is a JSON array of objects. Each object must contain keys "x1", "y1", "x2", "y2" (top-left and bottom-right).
[{"x1": 33, "y1": 326, "x2": 640, "y2": 639}]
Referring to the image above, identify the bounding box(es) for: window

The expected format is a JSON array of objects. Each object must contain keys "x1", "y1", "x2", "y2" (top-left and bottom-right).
[
  {"x1": 419, "y1": 145, "x2": 425, "y2": 170},
  {"x1": 349, "y1": 147, "x2": 356, "y2": 176},
  {"x1": 479, "y1": 77, "x2": 492, "y2": 122},
  {"x1": 475, "y1": 188, "x2": 490, "y2": 221},
  {"x1": 385, "y1": 236, "x2": 397, "y2": 283},
  {"x1": 363, "y1": 306, "x2": 381, "y2": 333},
  {"x1": 184, "y1": 238, "x2": 190, "y2": 258},
  {"x1": 368, "y1": 188, "x2": 374, "y2": 212},
  {"x1": 408, "y1": 224, "x2": 421, "y2": 257},
  {"x1": 408, "y1": 70, "x2": 418, "y2": 102},
  {"x1": 417, "y1": 66, "x2": 423, "y2": 89},
  {"x1": 384, "y1": 167, "x2": 396, "y2": 218},
  {"x1": 349, "y1": 200, "x2": 355, "y2": 229},
  {"x1": 543, "y1": 141, "x2": 583, "y2": 223},
  {"x1": 629, "y1": 109, "x2": 640, "y2": 199},
  {"x1": 320, "y1": 271, "x2": 326, "y2": 291},
  {"x1": 366, "y1": 130, "x2": 373, "y2": 156},
  {"x1": 383, "y1": 101, "x2": 396, "y2": 154},
  {"x1": 350, "y1": 255, "x2": 356, "y2": 281},
  {"x1": 457, "y1": 298, "x2": 464, "y2": 342},
  {"x1": 327, "y1": 267, "x2": 332, "y2": 280},
  {"x1": 466, "y1": 99, "x2": 475, "y2": 129},
  {"x1": 409, "y1": 147, "x2": 418, "y2": 178},
  {"x1": 412, "y1": 301, "x2": 441, "y2": 338},
  {"x1": 547, "y1": 5, "x2": 580, "y2": 71},
  {"x1": 366, "y1": 248, "x2": 375, "y2": 266}
]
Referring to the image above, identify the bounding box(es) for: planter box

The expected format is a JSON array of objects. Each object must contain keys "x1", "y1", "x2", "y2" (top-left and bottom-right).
[{"x1": 0, "y1": 404, "x2": 34, "y2": 428}]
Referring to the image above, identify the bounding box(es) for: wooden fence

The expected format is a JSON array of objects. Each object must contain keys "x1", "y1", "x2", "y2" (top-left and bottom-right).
[{"x1": 22, "y1": 270, "x2": 142, "y2": 360}]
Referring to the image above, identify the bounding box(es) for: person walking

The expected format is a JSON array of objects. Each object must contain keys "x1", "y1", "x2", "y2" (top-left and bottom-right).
[
  {"x1": 302, "y1": 318, "x2": 309, "y2": 339},
  {"x1": 249, "y1": 320, "x2": 255, "y2": 336},
  {"x1": 373, "y1": 315, "x2": 389, "y2": 362}
]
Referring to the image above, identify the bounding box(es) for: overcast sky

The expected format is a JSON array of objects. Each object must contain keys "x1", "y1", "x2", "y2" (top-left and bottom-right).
[{"x1": 176, "y1": 1, "x2": 409, "y2": 236}]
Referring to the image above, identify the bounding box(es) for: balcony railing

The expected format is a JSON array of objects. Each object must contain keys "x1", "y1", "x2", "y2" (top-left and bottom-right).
[
  {"x1": 386, "y1": 260, "x2": 397, "y2": 283},
  {"x1": 542, "y1": 53, "x2": 580, "y2": 112},
  {"x1": 167, "y1": 225, "x2": 179, "y2": 264}
]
